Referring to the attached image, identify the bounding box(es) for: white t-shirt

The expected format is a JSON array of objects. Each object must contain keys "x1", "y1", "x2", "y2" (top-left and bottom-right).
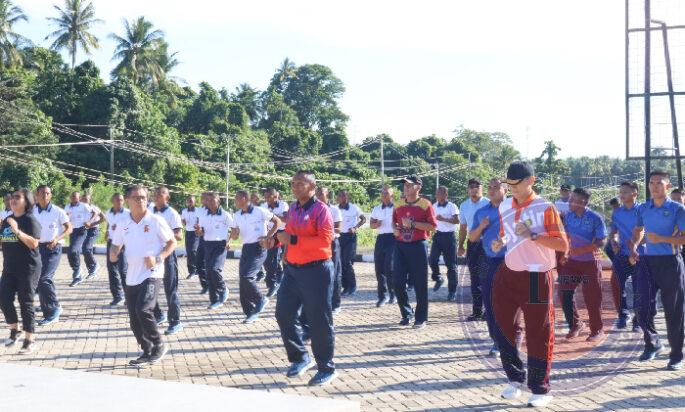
[
  {"x1": 88, "y1": 204, "x2": 102, "y2": 225},
  {"x1": 327, "y1": 204, "x2": 342, "y2": 239},
  {"x1": 339, "y1": 203, "x2": 363, "y2": 233},
  {"x1": 181, "y1": 207, "x2": 201, "y2": 232},
  {"x1": 153, "y1": 205, "x2": 183, "y2": 231},
  {"x1": 111, "y1": 212, "x2": 174, "y2": 286},
  {"x1": 33, "y1": 204, "x2": 70, "y2": 243},
  {"x1": 64, "y1": 202, "x2": 93, "y2": 229},
  {"x1": 106, "y1": 208, "x2": 130, "y2": 239},
  {"x1": 261, "y1": 201, "x2": 289, "y2": 231},
  {"x1": 433, "y1": 201, "x2": 459, "y2": 233},
  {"x1": 370, "y1": 203, "x2": 395, "y2": 235},
  {"x1": 232, "y1": 206, "x2": 274, "y2": 244},
  {"x1": 198, "y1": 208, "x2": 234, "y2": 241}
]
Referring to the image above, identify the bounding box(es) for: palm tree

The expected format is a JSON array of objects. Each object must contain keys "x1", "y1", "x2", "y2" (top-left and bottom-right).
[
  {"x1": 109, "y1": 16, "x2": 165, "y2": 85},
  {"x1": 0, "y1": 0, "x2": 29, "y2": 69},
  {"x1": 45, "y1": 0, "x2": 103, "y2": 69},
  {"x1": 270, "y1": 57, "x2": 297, "y2": 92}
]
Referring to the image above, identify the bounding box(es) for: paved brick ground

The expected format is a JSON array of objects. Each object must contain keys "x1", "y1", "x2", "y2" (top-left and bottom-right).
[{"x1": 1, "y1": 255, "x2": 684, "y2": 411}]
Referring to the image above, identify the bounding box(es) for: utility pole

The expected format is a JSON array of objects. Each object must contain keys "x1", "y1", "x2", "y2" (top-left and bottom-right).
[
  {"x1": 644, "y1": 0, "x2": 652, "y2": 198},
  {"x1": 435, "y1": 162, "x2": 440, "y2": 189},
  {"x1": 109, "y1": 126, "x2": 114, "y2": 182},
  {"x1": 380, "y1": 136, "x2": 385, "y2": 187},
  {"x1": 225, "y1": 134, "x2": 230, "y2": 209}
]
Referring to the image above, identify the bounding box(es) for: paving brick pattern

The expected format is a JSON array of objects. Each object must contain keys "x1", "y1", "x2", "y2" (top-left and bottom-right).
[{"x1": 1, "y1": 255, "x2": 683, "y2": 411}]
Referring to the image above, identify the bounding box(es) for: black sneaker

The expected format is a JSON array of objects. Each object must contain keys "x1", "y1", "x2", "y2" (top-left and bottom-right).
[
  {"x1": 148, "y1": 343, "x2": 169, "y2": 364},
  {"x1": 398, "y1": 317, "x2": 413, "y2": 326},
  {"x1": 376, "y1": 297, "x2": 389, "y2": 307},
  {"x1": 69, "y1": 278, "x2": 82, "y2": 287},
  {"x1": 639, "y1": 344, "x2": 664, "y2": 362},
  {"x1": 186, "y1": 273, "x2": 196, "y2": 279},
  {"x1": 18, "y1": 339, "x2": 34, "y2": 354},
  {"x1": 388, "y1": 295, "x2": 396, "y2": 304},
  {"x1": 4, "y1": 329, "x2": 22, "y2": 347},
  {"x1": 616, "y1": 317, "x2": 628, "y2": 329},
  {"x1": 446, "y1": 292, "x2": 456, "y2": 301},
  {"x1": 109, "y1": 297, "x2": 124, "y2": 307},
  {"x1": 467, "y1": 312, "x2": 485, "y2": 322},
  {"x1": 255, "y1": 271, "x2": 265, "y2": 282},
  {"x1": 199, "y1": 286, "x2": 209, "y2": 295},
  {"x1": 433, "y1": 278, "x2": 444, "y2": 292},
  {"x1": 129, "y1": 352, "x2": 151, "y2": 366}
]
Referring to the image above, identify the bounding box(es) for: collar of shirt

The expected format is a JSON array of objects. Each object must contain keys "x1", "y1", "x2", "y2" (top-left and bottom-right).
[
  {"x1": 207, "y1": 207, "x2": 223, "y2": 216},
  {"x1": 268, "y1": 201, "x2": 280, "y2": 209},
  {"x1": 187, "y1": 207, "x2": 196, "y2": 212},
  {"x1": 109, "y1": 207, "x2": 124, "y2": 215},
  {"x1": 646, "y1": 198, "x2": 673, "y2": 209},
  {"x1": 295, "y1": 197, "x2": 316, "y2": 211},
  {"x1": 339, "y1": 203, "x2": 349, "y2": 210},
  {"x1": 69, "y1": 202, "x2": 81, "y2": 208},
  {"x1": 512, "y1": 193, "x2": 536, "y2": 211},
  {"x1": 154, "y1": 204, "x2": 169, "y2": 213},
  {"x1": 437, "y1": 201, "x2": 448, "y2": 207},
  {"x1": 382, "y1": 203, "x2": 394, "y2": 209},
  {"x1": 240, "y1": 205, "x2": 254, "y2": 215},
  {"x1": 37, "y1": 203, "x2": 53, "y2": 213}
]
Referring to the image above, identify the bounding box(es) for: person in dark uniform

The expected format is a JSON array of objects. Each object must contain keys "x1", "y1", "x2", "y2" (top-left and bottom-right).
[
  {"x1": 82, "y1": 193, "x2": 104, "y2": 280},
  {"x1": 275, "y1": 170, "x2": 337, "y2": 386},
  {"x1": 105, "y1": 193, "x2": 129, "y2": 307},
  {"x1": 337, "y1": 190, "x2": 365, "y2": 297},
  {"x1": 261, "y1": 188, "x2": 289, "y2": 298},
  {"x1": 0, "y1": 188, "x2": 42, "y2": 354},
  {"x1": 33, "y1": 185, "x2": 72, "y2": 326},
  {"x1": 370, "y1": 186, "x2": 396, "y2": 307},
  {"x1": 631, "y1": 170, "x2": 685, "y2": 370},
  {"x1": 429, "y1": 185, "x2": 460, "y2": 301},
  {"x1": 181, "y1": 195, "x2": 201, "y2": 280}
]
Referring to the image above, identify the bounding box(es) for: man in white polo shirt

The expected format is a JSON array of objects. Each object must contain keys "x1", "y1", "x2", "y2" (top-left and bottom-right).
[
  {"x1": 337, "y1": 190, "x2": 366, "y2": 297},
  {"x1": 152, "y1": 186, "x2": 184, "y2": 335},
  {"x1": 110, "y1": 185, "x2": 176, "y2": 367},
  {"x1": 458, "y1": 178, "x2": 490, "y2": 321},
  {"x1": 105, "y1": 193, "x2": 129, "y2": 307},
  {"x1": 181, "y1": 195, "x2": 201, "y2": 280},
  {"x1": 261, "y1": 188, "x2": 289, "y2": 298},
  {"x1": 196, "y1": 191, "x2": 234, "y2": 309},
  {"x1": 34, "y1": 184, "x2": 72, "y2": 326},
  {"x1": 64, "y1": 191, "x2": 94, "y2": 287},
  {"x1": 82, "y1": 193, "x2": 104, "y2": 281},
  {"x1": 230, "y1": 190, "x2": 281, "y2": 324},
  {"x1": 554, "y1": 184, "x2": 572, "y2": 217},
  {"x1": 430, "y1": 186, "x2": 460, "y2": 301},
  {"x1": 370, "y1": 186, "x2": 396, "y2": 307}
]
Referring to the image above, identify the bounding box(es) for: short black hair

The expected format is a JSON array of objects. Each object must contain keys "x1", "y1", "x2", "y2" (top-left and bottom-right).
[
  {"x1": 125, "y1": 185, "x2": 148, "y2": 198},
  {"x1": 13, "y1": 188, "x2": 35, "y2": 213},
  {"x1": 111, "y1": 192, "x2": 123, "y2": 199},
  {"x1": 620, "y1": 181, "x2": 639, "y2": 192},
  {"x1": 264, "y1": 187, "x2": 276, "y2": 195},
  {"x1": 572, "y1": 187, "x2": 591, "y2": 201},
  {"x1": 609, "y1": 197, "x2": 619, "y2": 206},
  {"x1": 672, "y1": 188, "x2": 683, "y2": 195},
  {"x1": 36, "y1": 184, "x2": 50, "y2": 192},
  {"x1": 294, "y1": 170, "x2": 316, "y2": 184},
  {"x1": 649, "y1": 170, "x2": 670, "y2": 180},
  {"x1": 236, "y1": 190, "x2": 249, "y2": 199}
]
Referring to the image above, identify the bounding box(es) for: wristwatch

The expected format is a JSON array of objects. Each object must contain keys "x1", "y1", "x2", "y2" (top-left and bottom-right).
[{"x1": 530, "y1": 232, "x2": 539, "y2": 241}]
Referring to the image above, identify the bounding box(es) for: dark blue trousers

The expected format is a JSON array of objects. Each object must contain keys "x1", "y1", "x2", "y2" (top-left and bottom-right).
[
  {"x1": 153, "y1": 251, "x2": 182, "y2": 326},
  {"x1": 184, "y1": 231, "x2": 200, "y2": 276},
  {"x1": 107, "y1": 240, "x2": 127, "y2": 300},
  {"x1": 635, "y1": 255, "x2": 685, "y2": 362},
  {"x1": 339, "y1": 233, "x2": 357, "y2": 291},
  {"x1": 394, "y1": 240, "x2": 428, "y2": 323},
  {"x1": 429, "y1": 231, "x2": 458, "y2": 293},
  {"x1": 239, "y1": 243, "x2": 268, "y2": 316},
  {"x1": 331, "y1": 238, "x2": 342, "y2": 310},
  {"x1": 265, "y1": 240, "x2": 284, "y2": 288},
  {"x1": 204, "y1": 240, "x2": 228, "y2": 304},
  {"x1": 275, "y1": 260, "x2": 335, "y2": 373},
  {"x1": 481, "y1": 256, "x2": 504, "y2": 347},
  {"x1": 466, "y1": 240, "x2": 485, "y2": 314},
  {"x1": 67, "y1": 227, "x2": 88, "y2": 278},
  {"x1": 38, "y1": 244, "x2": 62, "y2": 317},
  {"x1": 374, "y1": 233, "x2": 395, "y2": 300},
  {"x1": 83, "y1": 227, "x2": 99, "y2": 274},
  {"x1": 197, "y1": 238, "x2": 208, "y2": 288},
  {"x1": 614, "y1": 254, "x2": 638, "y2": 321}
]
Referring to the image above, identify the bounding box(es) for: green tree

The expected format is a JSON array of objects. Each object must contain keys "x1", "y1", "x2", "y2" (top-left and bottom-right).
[
  {"x1": 0, "y1": 0, "x2": 28, "y2": 69},
  {"x1": 45, "y1": 0, "x2": 102, "y2": 69},
  {"x1": 110, "y1": 16, "x2": 165, "y2": 86}
]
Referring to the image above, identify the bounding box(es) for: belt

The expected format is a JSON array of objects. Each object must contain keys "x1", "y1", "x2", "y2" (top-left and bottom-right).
[{"x1": 287, "y1": 259, "x2": 328, "y2": 269}]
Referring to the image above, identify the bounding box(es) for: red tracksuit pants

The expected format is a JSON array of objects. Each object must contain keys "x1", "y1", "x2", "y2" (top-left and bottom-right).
[
  {"x1": 492, "y1": 264, "x2": 555, "y2": 395},
  {"x1": 558, "y1": 259, "x2": 603, "y2": 334}
]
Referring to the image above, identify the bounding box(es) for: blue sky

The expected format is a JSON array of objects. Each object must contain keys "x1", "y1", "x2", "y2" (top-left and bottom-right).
[{"x1": 16, "y1": 0, "x2": 627, "y2": 158}]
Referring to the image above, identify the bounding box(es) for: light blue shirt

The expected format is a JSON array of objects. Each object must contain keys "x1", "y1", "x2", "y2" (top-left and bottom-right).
[
  {"x1": 636, "y1": 199, "x2": 685, "y2": 256},
  {"x1": 459, "y1": 197, "x2": 490, "y2": 231}
]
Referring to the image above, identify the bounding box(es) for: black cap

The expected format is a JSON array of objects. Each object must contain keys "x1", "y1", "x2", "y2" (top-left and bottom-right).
[
  {"x1": 505, "y1": 161, "x2": 535, "y2": 184},
  {"x1": 560, "y1": 184, "x2": 571, "y2": 191},
  {"x1": 467, "y1": 178, "x2": 481, "y2": 187},
  {"x1": 403, "y1": 175, "x2": 423, "y2": 185}
]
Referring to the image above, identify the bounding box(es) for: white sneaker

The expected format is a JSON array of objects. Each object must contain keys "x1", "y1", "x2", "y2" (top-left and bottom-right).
[
  {"x1": 501, "y1": 382, "x2": 523, "y2": 400},
  {"x1": 527, "y1": 394, "x2": 553, "y2": 407}
]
